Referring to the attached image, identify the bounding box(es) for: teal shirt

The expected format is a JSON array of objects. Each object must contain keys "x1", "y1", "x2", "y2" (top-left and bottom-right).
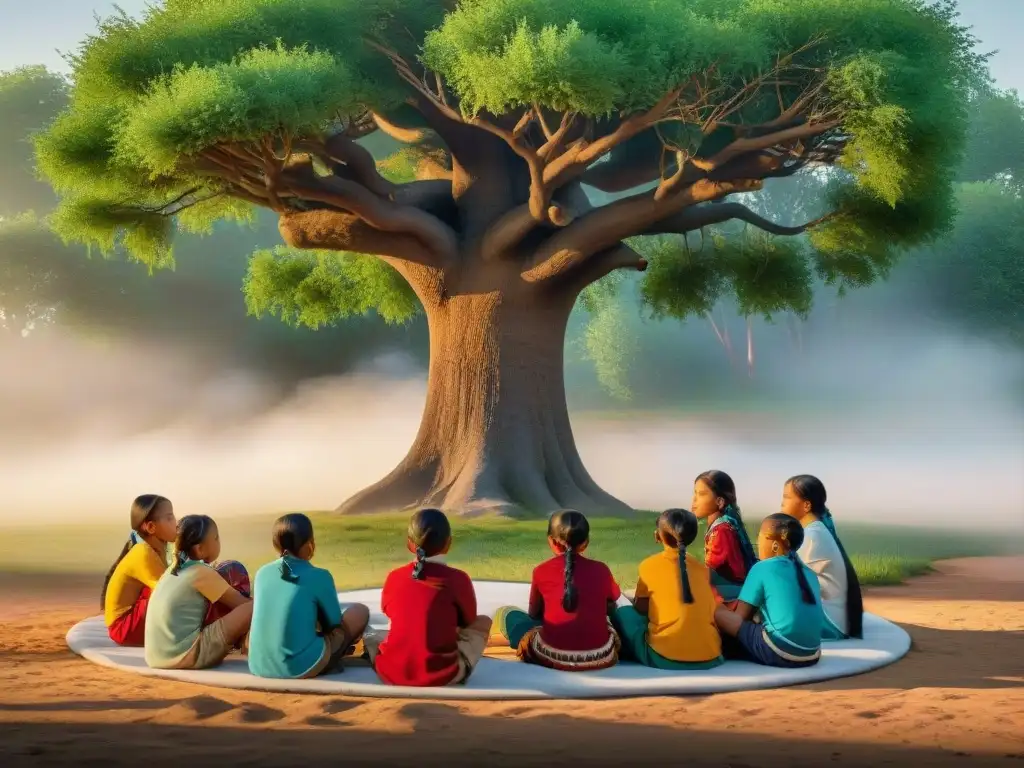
[
  {"x1": 248, "y1": 557, "x2": 342, "y2": 679},
  {"x1": 738, "y1": 556, "x2": 823, "y2": 654}
]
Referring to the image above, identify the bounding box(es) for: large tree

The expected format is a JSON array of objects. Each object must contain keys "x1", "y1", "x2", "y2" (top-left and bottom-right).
[{"x1": 35, "y1": 0, "x2": 980, "y2": 515}]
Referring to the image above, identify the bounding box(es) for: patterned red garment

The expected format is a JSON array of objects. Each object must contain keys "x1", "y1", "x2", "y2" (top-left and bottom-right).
[
  {"x1": 203, "y1": 560, "x2": 251, "y2": 627},
  {"x1": 704, "y1": 522, "x2": 752, "y2": 604}
]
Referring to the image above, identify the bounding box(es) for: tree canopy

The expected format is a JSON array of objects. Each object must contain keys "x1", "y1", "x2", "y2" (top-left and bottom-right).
[
  {"x1": 33, "y1": 0, "x2": 982, "y2": 328},
  {"x1": 0, "y1": 66, "x2": 68, "y2": 217}
]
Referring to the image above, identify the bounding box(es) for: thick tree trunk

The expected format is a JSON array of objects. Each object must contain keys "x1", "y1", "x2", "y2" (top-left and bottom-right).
[{"x1": 336, "y1": 283, "x2": 633, "y2": 517}]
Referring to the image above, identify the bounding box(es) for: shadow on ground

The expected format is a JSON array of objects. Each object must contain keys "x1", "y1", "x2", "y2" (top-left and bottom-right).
[{"x1": 2, "y1": 701, "x2": 1022, "y2": 767}]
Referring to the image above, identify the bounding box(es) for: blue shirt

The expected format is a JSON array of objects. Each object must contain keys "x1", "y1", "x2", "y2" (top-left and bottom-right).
[
  {"x1": 248, "y1": 557, "x2": 342, "y2": 679},
  {"x1": 738, "y1": 555, "x2": 823, "y2": 654}
]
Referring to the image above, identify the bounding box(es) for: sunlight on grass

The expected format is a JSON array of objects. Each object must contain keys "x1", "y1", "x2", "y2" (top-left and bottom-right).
[{"x1": 1, "y1": 512, "x2": 1018, "y2": 590}]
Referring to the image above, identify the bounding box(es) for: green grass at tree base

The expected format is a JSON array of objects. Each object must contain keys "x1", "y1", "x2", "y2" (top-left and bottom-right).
[{"x1": 1, "y1": 513, "x2": 1017, "y2": 591}]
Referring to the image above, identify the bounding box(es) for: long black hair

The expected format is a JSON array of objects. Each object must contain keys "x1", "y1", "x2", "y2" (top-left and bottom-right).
[
  {"x1": 548, "y1": 509, "x2": 590, "y2": 612},
  {"x1": 273, "y1": 513, "x2": 315, "y2": 584},
  {"x1": 657, "y1": 508, "x2": 699, "y2": 604},
  {"x1": 408, "y1": 508, "x2": 451, "y2": 580},
  {"x1": 170, "y1": 515, "x2": 215, "y2": 575},
  {"x1": 762, "y1": 513, "x2": 816, "y2": 605},
  {"x1": 788, "y1": 474, "x2": 864, "y2": 638},
  {"x1": 695, "y1": 469, "x2": 757, "y2": 570},
  {"x1": 99, "y1": 494, "x2": 169, "y2": 608}
]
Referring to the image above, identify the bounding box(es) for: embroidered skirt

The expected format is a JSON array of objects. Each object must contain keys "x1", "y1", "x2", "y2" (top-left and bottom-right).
[{"x1": 516, "y1": 623, "x2": 621, "y2": 672}]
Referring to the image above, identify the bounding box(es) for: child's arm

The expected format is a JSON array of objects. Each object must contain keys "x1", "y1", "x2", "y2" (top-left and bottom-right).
[
  {"x1": 196, "y1": 568, "x2": 249, "y2": 608},
  {"x1": 527, "y1": 578, "x2": 544, "y2": 621},
  {"x1": 315, "y1": 570, "x2": 343, "y2": 630},
  {"x1": 706, "y1": 525, "x2": 748, "y2": 582},
  {"x1": 632, "y1": 570, "x2": 650, "y2": 616},
  {"x1": 454, "y1": 571, "x2": 478, "y2": 628},
  {"x1": 606, "y1": 566, "x2": 623, "y2": 618}
]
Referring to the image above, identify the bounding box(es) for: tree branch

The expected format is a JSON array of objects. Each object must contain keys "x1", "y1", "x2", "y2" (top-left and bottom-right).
[
  {"x1": 294, "y1": 134, "x2": 397, "y2": 198},
  {"x1": 278, "y1": 209, "x2": 439, "y2": 269},
  {"x1": 523, "y1": 178, "x2": 759, "y2": 283},
  {"x1": 644, "y1": 201, "x2": 831, "y2": 236},
  {"x1": 701, "y1": 119, "x2": 841, "y2": 169},
  {"x1": 543, "y1": 87, "x2": 685, "y2": 191},
  {"x1": 561, "y1": 242, "x2": 649, "y2": 297},
  {"x1": 281, "y1": 171, "x2": 458, "y2": 267}
]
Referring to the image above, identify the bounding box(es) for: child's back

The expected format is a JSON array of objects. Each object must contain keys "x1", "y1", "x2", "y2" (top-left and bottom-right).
[
  {"x1": 740, "y1": 556, "x2": 823, "y2": 656},
  {"x1": 374, "y1": 560, "x2": 477, "y2": 687},
  {"x1": 248, "y1": 557, "x2": 341, "y2": 679},
  {"x1": 532, "y1": 553, "x2": 618, "y2": 650},
  {"x1": 637, "y1": 550, "x2": 720, "y2": 662}
]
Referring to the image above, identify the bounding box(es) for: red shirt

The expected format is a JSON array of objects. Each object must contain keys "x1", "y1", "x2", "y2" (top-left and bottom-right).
[
  {"x1": 529, "y1": 555, "x2": 621, "y2": 651},
  {"x1": 704, "y1": 522, "x2": 750, "y2": 585},
  {"x1": 374, "y1": 561, "x2": 477, "y2": 687}
]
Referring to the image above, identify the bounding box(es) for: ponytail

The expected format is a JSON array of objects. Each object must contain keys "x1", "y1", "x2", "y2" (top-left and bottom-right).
[
  {"x1": 170, "y1": 548, "x2": 189, "y2": 576},
  {"x1": 677, "y1": 541, "x2": 694, "y2": 604},
  {"x1": 280, "y1": 552, "x2": 300, "y2": 584},
  {"x1": 657, "y1": 509, "x2": 699, "y2": 607},
  {"x1": 821, "y1": 508, "x2": 864, "y2": 638},
  {"x1": 99, "y1": 538, "x2": 133, "y2": 609},
  {"x1": 411, "y1": 546, "x2": 427, "y2": 580},
  {"x1": 562, "y1": 547, "x2": 578, "y2": 612},
  {"x1": 790, "y1": 552, "x2": 817, "y2": 605}
]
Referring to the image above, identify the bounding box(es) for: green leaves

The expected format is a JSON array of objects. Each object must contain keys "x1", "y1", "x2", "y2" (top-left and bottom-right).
[
  {"x1": 243, "y1": 246, "x2": 420, "y2": 329},
  {"x1": 117, "y1": 45, "x2": 360, "y2": 176},
  {"x1": 423, "y1": 0, "x2": 763, "y2": 117},
  {"x1": 638, "y1": 229, "x2": 812, "y2": 322}
]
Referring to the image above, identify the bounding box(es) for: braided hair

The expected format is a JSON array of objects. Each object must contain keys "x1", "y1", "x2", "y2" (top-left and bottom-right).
[
  {"x1": 547, "y1": 510, "x2": 590, "y2": 612},
  {"x1": 407, "y1": 508, "x2": 451, "y2": 580},
  {"x1": 696, "y1": 470, "x2": 758, "y2": 570},
  {"x1": 99, "y1": 494, "x2": 169, "y2": 608},
  {"x1": 787, "y1": 475, "x2": 864, "y2": 638},
  {"x1": 657, "y1": 508, "x2": 699, "y2": 604},
  {"x1": 170, "y1": 515, "x2": 215, "y2": 576},
  {"x1": 762, "y1": 513, "x2": 816, "y2": 604},
  {"x1": 272, "y1": 513, "x2": 316, "y2": 583}
]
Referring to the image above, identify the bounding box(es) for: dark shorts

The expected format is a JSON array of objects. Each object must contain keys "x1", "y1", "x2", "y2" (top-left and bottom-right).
[
  {"x1": 724, "y1": 621, "x2": 820, "y2": 668},
  {"x1": 613, "y1": 605, "x2": 723, "y2": 670}
]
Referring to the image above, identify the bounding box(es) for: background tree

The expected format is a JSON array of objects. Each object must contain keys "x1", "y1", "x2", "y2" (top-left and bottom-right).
[
  {"x1": 0, "y1": 66, "x2": 425, "y2": 386},
  {"x1": 35, "y1": 0, "x2": 981, "y2": 516},
  {"x1": 0, "y1": 66, "x2": 68, "y2": 218}
]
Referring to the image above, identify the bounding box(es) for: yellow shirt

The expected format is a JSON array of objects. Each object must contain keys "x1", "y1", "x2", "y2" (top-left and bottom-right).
[
  {"x1": 103, "y1": 542, "x2": 167, "y2": 626},
  {"x1": 634, "y1": 548, "x2": 721, "y2": 662}
]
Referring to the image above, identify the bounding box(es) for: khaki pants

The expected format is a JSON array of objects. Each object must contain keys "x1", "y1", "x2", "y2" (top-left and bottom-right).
[
  {"x1": 300, "y1": 628, "x2": 352, "y2": 679},
  {"x1": 175, "y1": 619, "x2": 232, "y2": 670},
  {"x1": 364, "y1": 625, "x2": 488, "y2": 684}
]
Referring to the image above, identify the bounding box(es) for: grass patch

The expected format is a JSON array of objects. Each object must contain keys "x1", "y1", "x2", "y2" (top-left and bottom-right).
[{"x1": 1, "y1": 513, "x2": 1019, "y2": 590}]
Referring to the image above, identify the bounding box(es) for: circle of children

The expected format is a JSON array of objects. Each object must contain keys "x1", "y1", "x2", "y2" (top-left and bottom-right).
[{"x1": 100, "y1": 470, "x2": 863, "y2": 687}]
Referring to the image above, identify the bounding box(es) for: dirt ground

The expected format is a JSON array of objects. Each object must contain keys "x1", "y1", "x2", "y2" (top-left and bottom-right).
[{"x1": 1, "y1": 557, "x2": 1022, "y2": 767}]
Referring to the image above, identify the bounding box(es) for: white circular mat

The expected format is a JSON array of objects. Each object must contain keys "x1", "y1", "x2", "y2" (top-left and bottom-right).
[{"x1": 67, "y1": 580, "x2": 910, "y2": 700}]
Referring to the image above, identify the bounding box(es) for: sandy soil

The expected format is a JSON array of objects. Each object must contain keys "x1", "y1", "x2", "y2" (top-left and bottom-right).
[{"x1": 1, "y1": 557, "x2": 1022, "y2": 767}]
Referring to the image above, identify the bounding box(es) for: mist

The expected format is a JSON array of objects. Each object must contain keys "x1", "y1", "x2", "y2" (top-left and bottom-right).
[{"x1": 1, "y1": 278, "x2": 1021, "y2": 531}]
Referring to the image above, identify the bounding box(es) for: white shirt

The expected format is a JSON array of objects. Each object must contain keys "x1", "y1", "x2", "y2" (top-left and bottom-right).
[{"x1": 798, "y1": 521, "x2": 849, "y2": 637}]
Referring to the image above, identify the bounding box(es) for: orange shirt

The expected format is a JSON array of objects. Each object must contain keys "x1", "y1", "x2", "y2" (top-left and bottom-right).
[{"x1": 634, "y1": 548, "x2": 721, "y2": 663}]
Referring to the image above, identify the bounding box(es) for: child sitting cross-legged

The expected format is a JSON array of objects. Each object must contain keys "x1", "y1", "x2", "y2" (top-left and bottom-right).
[
  {"x1": 714, "y1": 513, "x2": 824, "y2": 668},
  {"x1": 363, "y1": 509, "x2": 492, "y2": 687},
  {"x1": 144, "y1": 515, "x2": 253, "y2": 671},
  {"x1": 248, "y1": 513, "x2": 370, "y2": 679},
  {"x1": 612, "y1": 509, "x2": 724, "y2": 669},
  {"x1": 494, "y1": 510, "x2": 622, "y2": 671}
]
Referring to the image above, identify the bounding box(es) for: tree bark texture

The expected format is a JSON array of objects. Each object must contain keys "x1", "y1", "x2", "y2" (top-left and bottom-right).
[{"x1": 335, "y1": 271, "x2": 631, "y2": 516}]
